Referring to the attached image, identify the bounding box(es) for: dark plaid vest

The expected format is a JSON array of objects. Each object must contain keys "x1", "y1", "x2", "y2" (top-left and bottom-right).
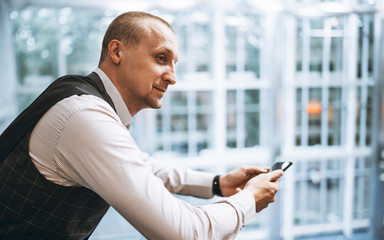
[{"x1": 0, "y1": 73, "x2": 116, "y2": 239}]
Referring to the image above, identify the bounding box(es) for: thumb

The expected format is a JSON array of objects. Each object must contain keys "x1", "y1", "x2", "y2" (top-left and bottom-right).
[
  {"x1": 268, "y1": 170, "x2": 284, "y2": 181},
  {"x1": 243, "y1": 166, "x2": 269, "y2": 175}
]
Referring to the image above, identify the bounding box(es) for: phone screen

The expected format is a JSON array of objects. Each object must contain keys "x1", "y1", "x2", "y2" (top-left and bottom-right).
[{"x1": 270, "y1": 161, "x2": 293, "y2": 172}]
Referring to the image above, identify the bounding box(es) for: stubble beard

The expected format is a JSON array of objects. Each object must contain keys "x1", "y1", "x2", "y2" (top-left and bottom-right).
[{"x1": 143, "y1": 93, "x2": 163, "y2": 110}]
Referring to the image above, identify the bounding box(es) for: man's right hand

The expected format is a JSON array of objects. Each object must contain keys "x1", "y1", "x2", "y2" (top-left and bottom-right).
[{"x1": 244, "y1": 170, "x2": 283, "y2": 212}]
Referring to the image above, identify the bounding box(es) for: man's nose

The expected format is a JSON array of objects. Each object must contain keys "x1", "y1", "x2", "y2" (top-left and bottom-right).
[{"x1": 163, "y1": 66, "x2": 176, "y2": 85}]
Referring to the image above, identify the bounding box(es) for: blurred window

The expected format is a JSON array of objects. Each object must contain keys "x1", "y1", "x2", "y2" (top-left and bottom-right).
[{"x1": 6, "y1": 1, "x2": 382, "y2": 239}]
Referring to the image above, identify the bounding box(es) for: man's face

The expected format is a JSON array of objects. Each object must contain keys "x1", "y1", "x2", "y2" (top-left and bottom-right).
[{"x1": 117, "y1": 19, "x2": 179, "y2": 115}]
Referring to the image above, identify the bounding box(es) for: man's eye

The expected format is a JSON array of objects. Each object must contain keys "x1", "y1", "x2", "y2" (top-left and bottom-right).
[{"x1": 157, "y1": 55, "x2": 166, "y2": 63}]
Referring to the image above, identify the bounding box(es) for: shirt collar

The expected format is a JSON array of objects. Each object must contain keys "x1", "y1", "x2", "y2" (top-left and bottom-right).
[{"x1": 94, "y1": 67, "x2": 133, "y2": 129}]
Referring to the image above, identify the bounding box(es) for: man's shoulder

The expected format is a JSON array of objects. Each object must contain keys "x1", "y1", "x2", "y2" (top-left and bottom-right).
[
  {"x1": 42, "y1": 94, "x2": 119, "y2": 136},
  {"x1": 53, "y1": 74, "x2": 97, "y2": 90},
  {"x1": 56, "y1": 94, "x2": 114, "y2": 114},
  {"x1": 41, "y1": 73, "x2": 108, "y2": 103}
]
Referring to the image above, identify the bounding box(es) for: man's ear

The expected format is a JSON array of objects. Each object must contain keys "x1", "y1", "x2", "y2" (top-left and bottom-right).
[{"x1": 108, "y1": 40, "x2": 122, "y2": 65}]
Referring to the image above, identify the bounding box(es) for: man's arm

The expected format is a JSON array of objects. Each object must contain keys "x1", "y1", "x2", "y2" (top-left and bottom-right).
[
  {"x1": 42, "y1": 97, "x2": 255, "y2": 239},
  {"x1": 140, "y1": 153, "x2": 215, "y2": 198},
  {"x1": 31, "y1": 96, "x2": 281, "y2": 239}
]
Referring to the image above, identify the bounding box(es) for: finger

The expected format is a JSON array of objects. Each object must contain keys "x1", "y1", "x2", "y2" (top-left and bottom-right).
[
  {"x1": 243, "y1": 166, "x2": 269, "y2": 175},
  {"x1": 274, "y1": 180, "x2": 280, "y2": 189},
  {"x1": 271, "y1": 180, "x2": 280, "y2": 193},
  {"x1": 256, "y1": 203, "x2": 268, "y2": 212},
  {"x1": 268, "y1": 170, "x2": 284, "y2": 181}
]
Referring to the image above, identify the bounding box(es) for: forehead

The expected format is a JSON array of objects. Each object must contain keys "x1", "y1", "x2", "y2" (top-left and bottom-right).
[{"x1": 140, "y1": 19, "x2": 179, "y2": 61}]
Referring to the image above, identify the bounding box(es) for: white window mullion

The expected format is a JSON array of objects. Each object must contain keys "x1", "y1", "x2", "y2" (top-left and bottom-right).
[
  {"x1": 282, "y1": 14, "x2": 297, "y2": 240},
  {"x1": 357, "y1": 157, "x2": 365, "y2": 219},
  {"x1": 359, "y1": 15, "x2": 370, "y2": 147},
  {"x1": 302, "y1": 161, "x2": 309, "y2": 224},
  {"x1": 321, "y1": 19, "x2": 332, "y2": 146},
  {"x1": 188, "y1": 91, "x2": 197, "y2": 156},
  {"x1": 236, "y1": 25, "x2": 245, "y2": 72},
  {"x1": 161, "y1": 97, "x2": 172, "y2": 153},
  {"x1": 186, "y1": 23, "x2": 195, "y2": 74},
  {"x1": 212, "y1": 6, "x2": 227, "y2": 163},
  {"x1": 259, "y1": 15, "x2": 268, "y2": 148},
  {"x1": 236, "y1": 89, "x2": 245, "y2": 148},
  {"x1": 343, "y1": 13, "x2": 359, "y2": 238},
  {"x1": 302, "y1": 19, "x2": 311, "y2": 146},
  {"x1": 320, "y1": 159, "x2": 327, "y2": 222}
]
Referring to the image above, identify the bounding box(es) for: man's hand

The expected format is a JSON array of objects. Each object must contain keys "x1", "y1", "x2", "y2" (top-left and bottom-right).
[
  {"x1": 219, "y1": 166, "x2": 270, "y2": 197},
  {"x1": 244, "y1": 170, "x2": 283, "y2": 212}
]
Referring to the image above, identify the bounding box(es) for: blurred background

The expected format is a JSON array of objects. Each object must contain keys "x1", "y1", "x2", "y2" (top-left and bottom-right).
[{"x1": 0, "y1": 0, "x2": 383, "y2": 239}]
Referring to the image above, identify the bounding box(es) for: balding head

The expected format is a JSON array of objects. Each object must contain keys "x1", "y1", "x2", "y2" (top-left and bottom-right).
[{"x1": 99, "y1": 11, "x2": 174, "y2": 64}]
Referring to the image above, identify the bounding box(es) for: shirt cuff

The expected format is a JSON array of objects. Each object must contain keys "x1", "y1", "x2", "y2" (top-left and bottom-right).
[{"x1": 185, "y1": 170, "x2": 215, "y2": 199}]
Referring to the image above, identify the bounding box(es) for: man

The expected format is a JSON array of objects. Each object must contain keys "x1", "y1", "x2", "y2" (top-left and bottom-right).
[{"x1": 0, "y1": 11, "x2": 283, "y2": 239}]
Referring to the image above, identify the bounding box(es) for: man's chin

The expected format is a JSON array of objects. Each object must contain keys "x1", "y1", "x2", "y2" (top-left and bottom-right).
[
  {"x1": 144, "y1": 97, "x2": 163, "y2": 110},
  {"x1": 149, "y1": 100, "x2": 162, "y2": 109}
]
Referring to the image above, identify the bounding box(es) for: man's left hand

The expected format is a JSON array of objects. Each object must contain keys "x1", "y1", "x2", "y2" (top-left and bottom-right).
[{"x1": 219, "y1": 166, "x2": 270, "y2": 197}]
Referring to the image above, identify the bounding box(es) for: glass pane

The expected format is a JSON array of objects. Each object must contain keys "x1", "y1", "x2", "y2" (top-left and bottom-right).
[
  {"x1": 354, "y1": 157, "x2": 371, "y2": 219},
  {"x1": 226, "y1": 90, "x2": 237, "y2": 148},
  {"x1": 356, "y1": 87, "x2": 373, "y2": 146},
  {"x1": 245, "y1": 89, "x2": 259, "y2": 104},
  {"x1": 295, "y1": 160, "x2": 345, "y2": 225},
  {"x1": 365, "y1": 87, "x2": 373, "y2": 146},
  {"x1": 65, "y1": 10, "x2": 107, "y2": 75},
  {"x1": 14, "y1": 8, "x2": 58, "y2": 83},
  {"x1": 244, "y1": 89, "x2": 260, "y2": 147},
  {"x1": 245, "y1": 112, "x2": 259, "y2": 147},
  {"x1": 196, "y1": 91, "x2": 212, "y2": 107},
  {"x1": 330, "y1": 36, "x2": 343, "y2": 74},
  {"x1": 13, "y1": 7, "x2": 58, "y2": 110},
  {"x1": 170, "y1": 91, "x2": 187, "y2": 107},
  {"x1": 226, "y1": 25, "x2": 237, "y2": 74},
  {"x1": 310, "y1": 37, "x2": 323, "y2": 73},
  {"x1": 357, "y1": 15, "x2": 375, "y2": 79},
  {"x1": 171, "y1": 114, "x2": 188, "y2": 131},
  {"x1": 172, "y1": 10, "x2": 212, "y2": 80},
  {"x1": 197, "y1": 114, "x2": 209, "y2": 131},
  {"x1": 306, "y1": 161, "x2": 322, "y2": 224},
  {"x1": 171, "y1": 141, "x2": 188, "y2": 153},
  {"x1": 296, "y1": 19, "x2": 304, "y2": 72},
  {"x1": 328, "y1": 87, "x2": 342, "y2": 145},
  {"x1": 245, "y1": 14, "x2": 262, "y2": 78},
  {"x1": 295, "y1": 88, "x2": 303, "y2": 146},
  {"x1": 156, "y1": 114, "x2": 163, "y2": 132},
  {"x1": 245, "y1": 35, "x2": 261, "y2": 78},
  {"x1": 194, "y1": 23, "x2": 211, "y2": 72},
  {"x1": 308, "y1": 88, "x2": 322, "y2": 146},
  {"x1": 227, "y1": 111, "x2": 237, "y2": 148},
  {"x1": 325, "y1": 160, "x2": 343, "y2": 222},
  {"x1": 225, "y1": 12, "x2": 262, "y2": 79}
]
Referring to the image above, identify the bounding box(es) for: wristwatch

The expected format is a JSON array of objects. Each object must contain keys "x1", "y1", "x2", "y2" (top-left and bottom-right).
[{"x1": 212, "y1": 175, "x2": 223, "y2": 197}]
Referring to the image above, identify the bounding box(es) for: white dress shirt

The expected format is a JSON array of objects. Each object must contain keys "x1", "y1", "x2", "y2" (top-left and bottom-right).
[{"x1": 29, "y1": 68, "x2": 255, "y2": 239}]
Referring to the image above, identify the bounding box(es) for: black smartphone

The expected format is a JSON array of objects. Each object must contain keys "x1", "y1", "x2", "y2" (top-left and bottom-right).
[{"x1": 270, "y1": 161, "x2": 293, "y2": 172}]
